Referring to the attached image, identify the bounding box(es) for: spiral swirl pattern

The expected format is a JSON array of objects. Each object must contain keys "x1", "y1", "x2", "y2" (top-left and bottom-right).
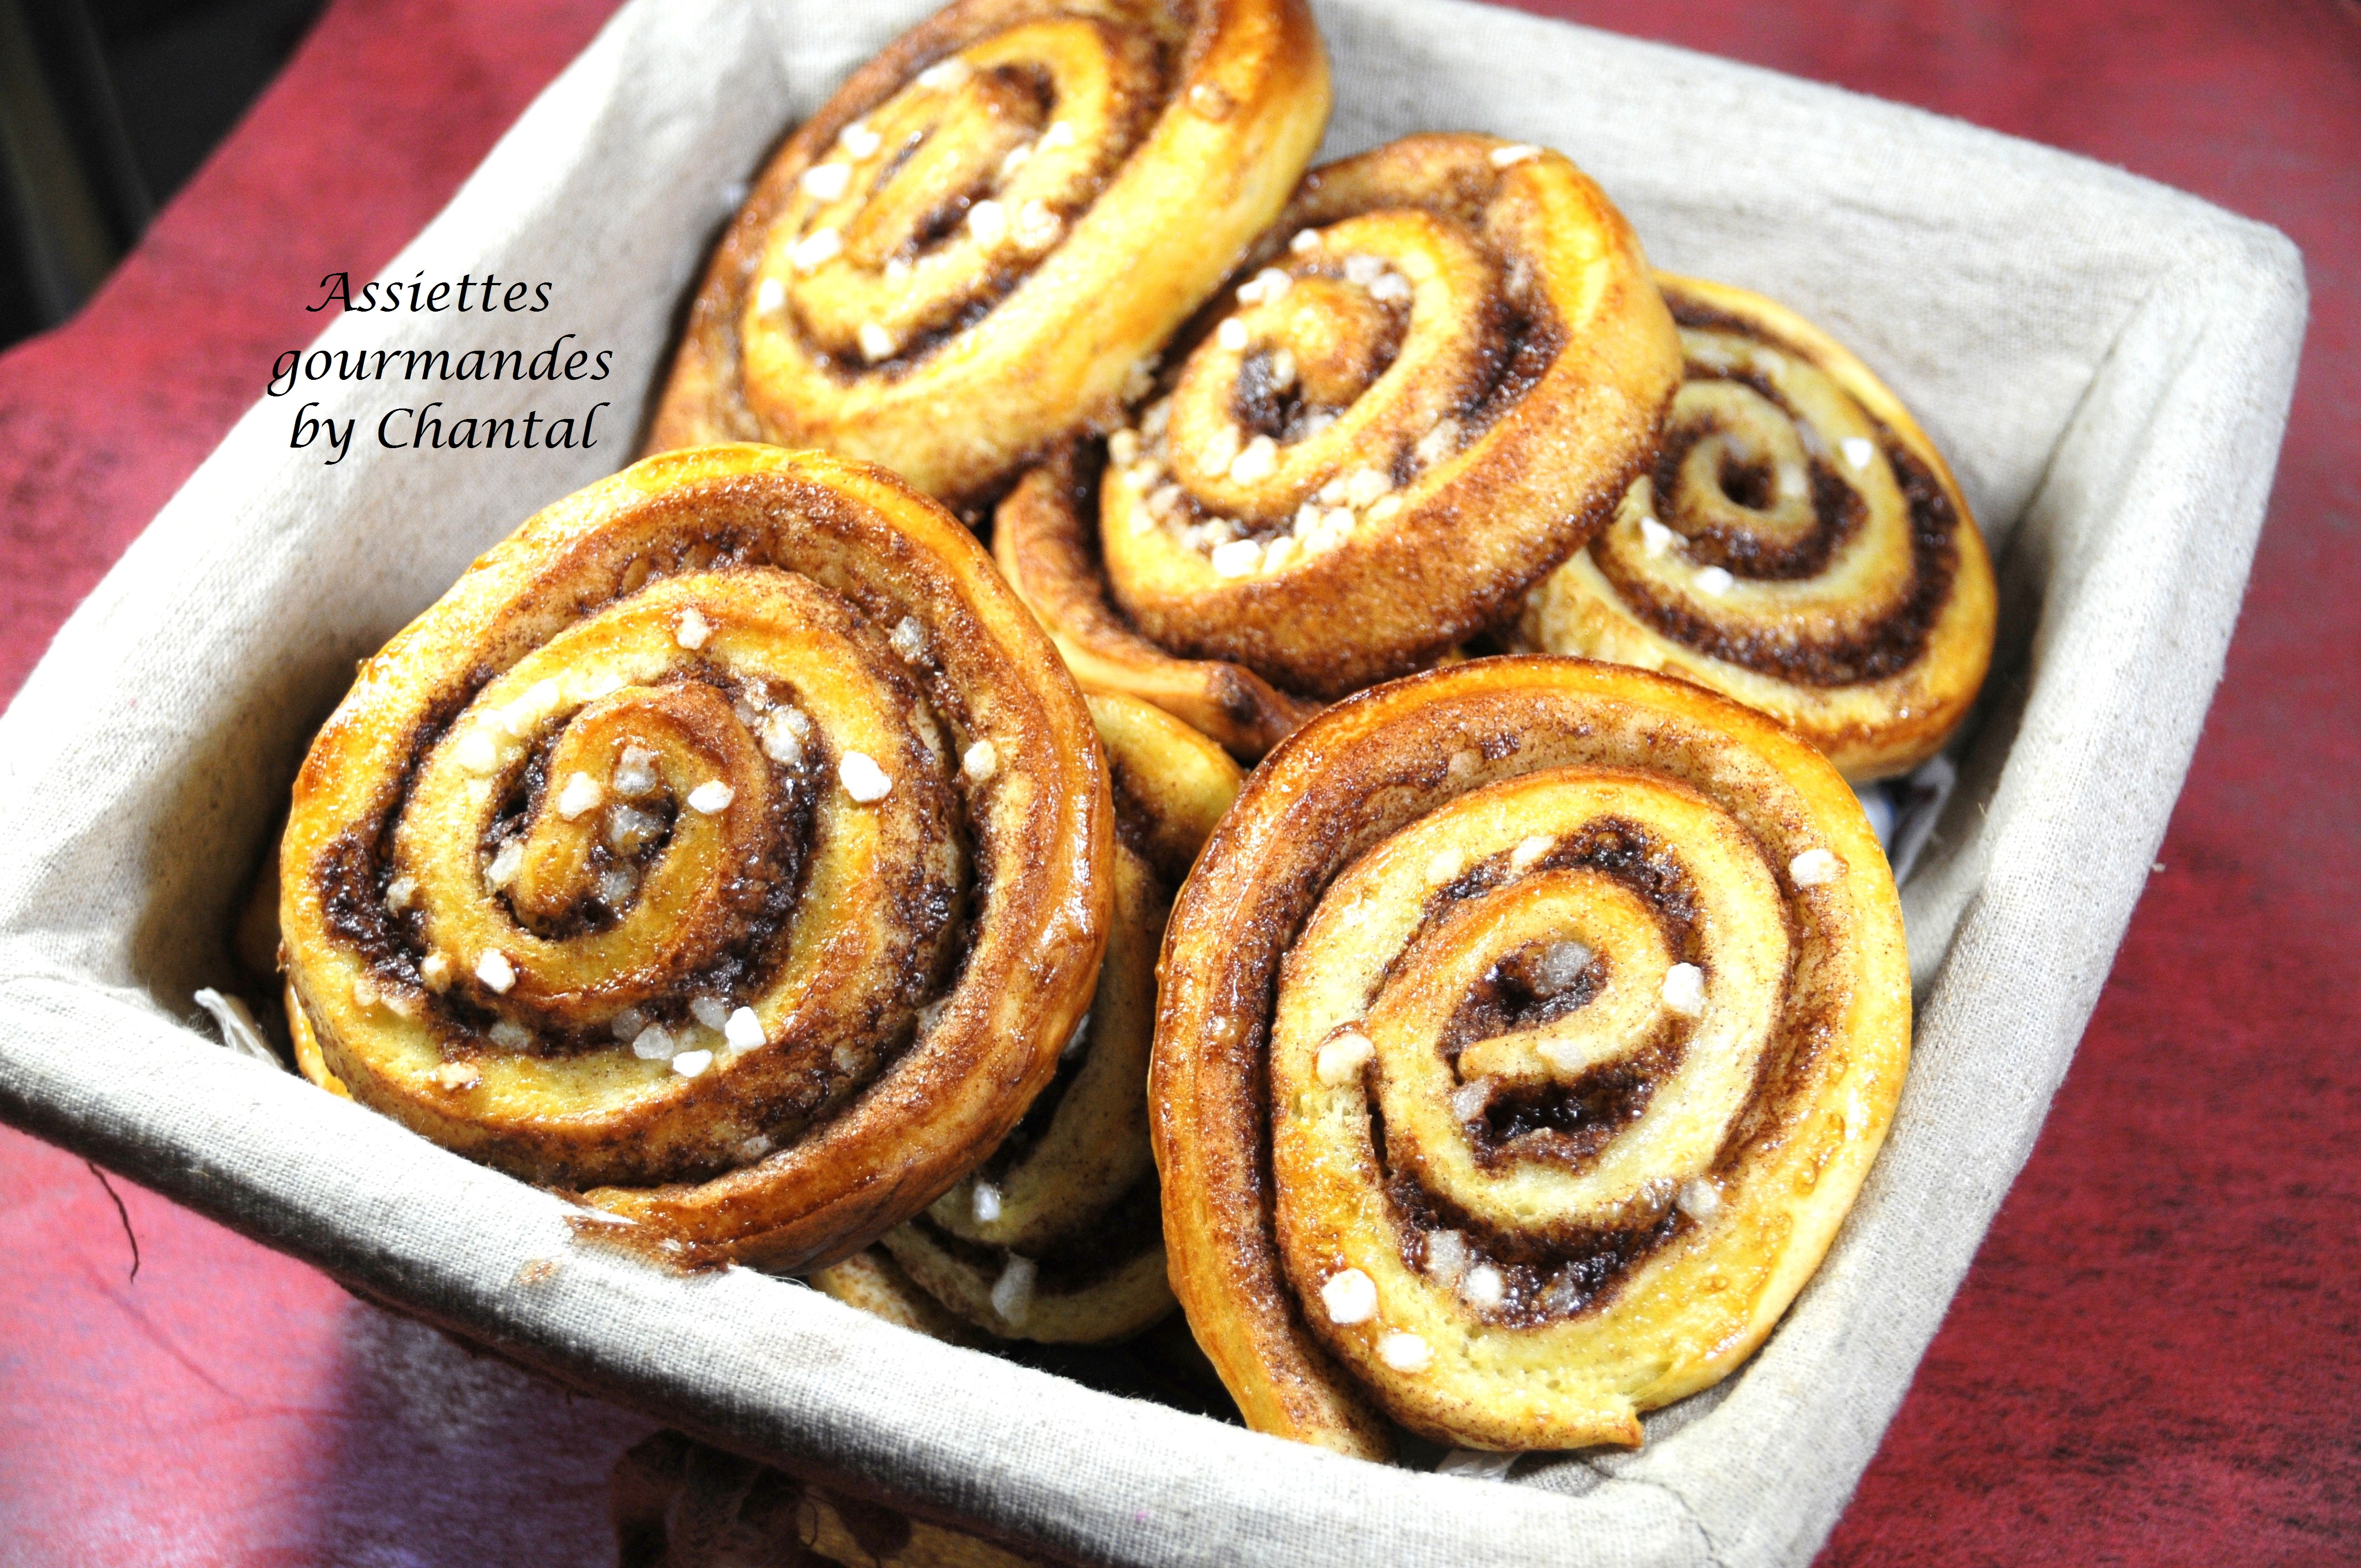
[
  {"x1": 280, "y1": 445, "x2": 1110, "y2": 1271},
  {"x1": 1522, "y1": 275, "x2": 1996, "y2": 780},
  {"x1": 817, "y1": 694, "x2": 1239, "y2": 1342},
  {"x1": 995, "y1": 133, "x2": 1680, "y2": 754},
  {"x1": 1151, "y1": 658, "x2": 1909, "y2": 1455},
  {"x1": 649, "y1": 0, "x2": 1331, "y2": 514}
]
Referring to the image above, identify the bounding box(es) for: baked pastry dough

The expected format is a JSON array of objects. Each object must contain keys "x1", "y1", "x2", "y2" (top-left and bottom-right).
[
  {"x1": 613, "y1": 1433, "x2": 1038, "y2": 1568},
  {"x1": 1521, "y1": 275, "x2": 1996, "y2": 780},
  {"x1": 816, "y1": 693, "x2": 1241, "y2": 1342},
  {"x1": 807, "y1": 1248, "x2": 984, "y2": 1346},
  {"x1": 1151, "y1": 657, "x2": 1910, "y2": 1455},
  {"x1": 995, "y1": 133, "x2": 1682, "y2": 756},
  {"x1": 649, "y1": 0, "x2": 1332, "y2": 515},
  {"x1": 280, "y1": 445, "x2": 1110, "y2": 1271}
]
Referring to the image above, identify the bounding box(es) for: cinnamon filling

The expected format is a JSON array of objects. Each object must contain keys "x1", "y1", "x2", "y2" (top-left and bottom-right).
[{"x1": 1594, "y1": 315, "x2": 1965, "y2": 686}]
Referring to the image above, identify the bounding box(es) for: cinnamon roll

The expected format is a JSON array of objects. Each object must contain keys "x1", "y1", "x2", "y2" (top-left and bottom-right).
[
  {"x1": 1521, "y1": 275, "x2": 1996, "y2": 780},
  {"x1": 649, "y1": 0, "x2": 1332, "y2": 515},
  {"x1": 806, "y1": 1248, "x2": 984, "y2": 1346},
  {"x1": 279, "y1": 445, "x2": 1111, "y2": 1272},
  {"x1": 816, "y1": 693, "x2": 1241, "y2": 1342},
  {"x1": 994, "y1": 133, "x2": 1682, "y2": 756},
  {"x1": 613, "y1": 1434, "x2": 1038, "y2": 1568},
  {"x1": 1151, "y1": 658, "x2": 1910, "y2": 1456}
]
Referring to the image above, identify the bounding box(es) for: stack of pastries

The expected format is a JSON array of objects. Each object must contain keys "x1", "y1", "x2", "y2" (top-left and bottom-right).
[{"x1": 279, "y1": 0, "x2": 1990, "y2": 1461}]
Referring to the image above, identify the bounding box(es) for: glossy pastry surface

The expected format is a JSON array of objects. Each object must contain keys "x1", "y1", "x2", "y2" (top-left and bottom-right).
[
  {"x1": 280, "y1": 444, "x2": 1110, "y2": 1272},
  {"x1": 817, "y1": 693, "x2": 1242, "y2": 1342},
  {"x1": 1151, "y1": 657, "x2": 1910, "y2": 1456},
  {"x1": 650, "y1": 0, "x2": 1332, "y2": 514},
  {"x1": 1522, "y1": 275, "x2": 1995, "y2": 780},
  {"x1": 997, "y1": 133, "x2": 1680, "y2": 755}
]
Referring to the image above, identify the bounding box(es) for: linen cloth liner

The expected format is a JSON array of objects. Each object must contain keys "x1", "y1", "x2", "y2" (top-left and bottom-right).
[{"x1": 0, "y1": 0, "x2": 2304, "y2": 1563}]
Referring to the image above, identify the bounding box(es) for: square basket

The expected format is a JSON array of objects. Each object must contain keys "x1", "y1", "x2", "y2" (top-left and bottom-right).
[{"x1": 0, "y1": 1, "x2": 2304, "y2": 1564}]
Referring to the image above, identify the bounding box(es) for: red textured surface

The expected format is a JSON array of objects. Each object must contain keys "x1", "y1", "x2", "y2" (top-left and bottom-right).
[{"x1": 0, "y1": 1, "x2": 2352, "y2": 1562}]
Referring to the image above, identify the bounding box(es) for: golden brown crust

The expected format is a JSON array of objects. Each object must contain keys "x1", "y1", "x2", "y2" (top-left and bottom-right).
[
  {"x1": 1521, "y1": 275, "x2": 1996, "y2": 781},
  {"x1": 809, "y1": 1247, "x2": 987, "y2": 1346},
  {"x1": 993, "y1": 448, "x2": 1321, "y2": 756},
  {"x1": 994, "y1": 133, "x2": 1681, "y2": 754},
  {"x1": 815, "y1": 694, "x2": 1242, "y2": 1343},
  {"x1": 279, "y1": 445, "x2": 1111, "y2": 1272},
  {"x1": 648, "y1": 0, "x2": 1332, "y2": 514},
  {"x1": 1149, "y1": 657, "x2": 1911, "y2": 1456}
]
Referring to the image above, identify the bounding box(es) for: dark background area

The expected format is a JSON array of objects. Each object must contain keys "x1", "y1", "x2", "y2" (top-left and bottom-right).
[{"x1": 0, "y1": 0, "x2": 323, "y2": 350}]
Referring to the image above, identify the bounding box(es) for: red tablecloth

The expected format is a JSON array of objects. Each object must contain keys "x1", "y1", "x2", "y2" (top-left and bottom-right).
[{"x1": 2, "y1": 2, "x2": 2352, "y2": 1562}]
